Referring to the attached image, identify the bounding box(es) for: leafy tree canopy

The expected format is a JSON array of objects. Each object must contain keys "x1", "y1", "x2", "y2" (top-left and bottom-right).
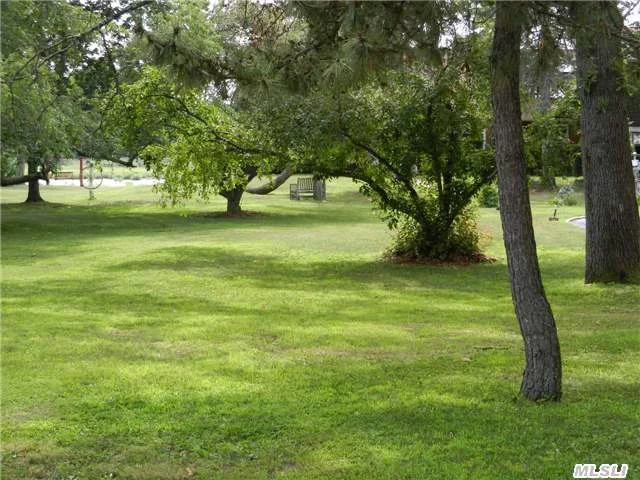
[{"x1": 104, "y1": 65, "x2": 283, "y2": 211}]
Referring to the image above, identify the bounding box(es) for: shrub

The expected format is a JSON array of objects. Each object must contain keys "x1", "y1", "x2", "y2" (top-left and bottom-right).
[
  {"x1": 552, "y1": 184, "x2": 577, "y2": 207},
  {"x1": 563, "y1": 195, "x2": 578, "y2": 206},
  {"x1": 384, "y1": 193, "x2": 481, "y2": 262},
  {"x1": 477, "y1": 184, "x2": 499, "y2": 208}
]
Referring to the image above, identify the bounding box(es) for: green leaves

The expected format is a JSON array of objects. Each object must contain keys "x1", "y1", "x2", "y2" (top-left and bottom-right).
[
  {"x1": 523, "y1": 84, "x2": 581, "y2": 180},
  {"x1": 105, "y1": 66, "x2": 277, "y2": 206},
  {"x1": 252, "y1": 35, "x2": 493, "y2": 260}
]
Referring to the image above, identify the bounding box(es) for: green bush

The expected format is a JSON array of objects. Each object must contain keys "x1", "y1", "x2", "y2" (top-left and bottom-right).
[
  {"x1": 477, "y1": 184, "x2": 499, "y2": 208},
  {"x1": 386, "y1": 206, "x2": 481, "y2": 262},
  {"x1": 552, "y1": 185, "x2": 577, "y2": 207}
]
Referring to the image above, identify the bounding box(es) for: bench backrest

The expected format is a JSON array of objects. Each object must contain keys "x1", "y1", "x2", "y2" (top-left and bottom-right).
[
  {"x1": 55, "y1": 171, "x2": 74, "y2": 179},
  {"x1": 297, "y1": 177, "x2": 314, "y2": 191}
]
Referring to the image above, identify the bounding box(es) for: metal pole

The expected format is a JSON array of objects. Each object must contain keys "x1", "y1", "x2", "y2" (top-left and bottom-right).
[{"x1": 88, "y1": 160, "x2": 95, "y2": 200}]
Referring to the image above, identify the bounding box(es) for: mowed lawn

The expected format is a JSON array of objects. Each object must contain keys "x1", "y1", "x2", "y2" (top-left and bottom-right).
[{"x1": 1, "y1": 178, "x2": 638, "y2": 480}]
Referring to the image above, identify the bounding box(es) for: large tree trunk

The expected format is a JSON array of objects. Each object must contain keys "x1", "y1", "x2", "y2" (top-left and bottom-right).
[
  {"x1": 572, "y1": 2, "x2": 640, "y2": 283},
  {"x1": 25, "y1": 161, "x2": 44, "y2": 203},
  {"x1": 221, "y1": 186, "x2": 244, "y2": 215},
  {"x1": 491, "y1": 2, "x2": 562, "y2": 401}
]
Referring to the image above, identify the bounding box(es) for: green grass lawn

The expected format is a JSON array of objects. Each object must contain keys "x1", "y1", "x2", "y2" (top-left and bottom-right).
[{"x1": 1, "y1": 179, "x2": 638, "y2": 479}]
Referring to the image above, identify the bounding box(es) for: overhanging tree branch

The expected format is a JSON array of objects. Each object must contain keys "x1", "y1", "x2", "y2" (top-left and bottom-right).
[
  {"x1": 11, "y1": 0, "x2": 155, "y2": 82},
  {"x1": 245, "y1": 165, "x2": 294, "y2": 194},
  {"x1": 1, "y1": 172, "x2": 46, "y2": 187},
  {"x1": 146, "y1": 92, "x2": 285, "y2": 158}
]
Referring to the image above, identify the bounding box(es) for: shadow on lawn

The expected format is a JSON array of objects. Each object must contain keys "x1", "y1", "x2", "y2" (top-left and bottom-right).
[
  {"x1": 4, "y1": 243, "x2": 609, "y2": 333},
  {"x1": 3, "y1": 269, "x2": 515, "y2": 345},
  {"x1": 104, "y1": 245, "x2": 599, "y2": 307},
  {"x1": 2, "y1": 200, "x2": 588, "y2": 291},
  {"x1": 1, "y1": 200, "x2": 374, "y2": 232},
  {"x1": 2, "y1": 201, "x2": 589, "y2": 277},
  {"x1": 1, "y1": 202, "x2": 376, "y2": 262},
  {"x1": 3, "y1": 352, "x2": 636, "y2": 479}
]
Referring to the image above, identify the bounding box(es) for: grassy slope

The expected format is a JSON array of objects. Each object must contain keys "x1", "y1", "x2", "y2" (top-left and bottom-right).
[{"x1": 1, "y1": 179, "x2": 638, "y2": 480}]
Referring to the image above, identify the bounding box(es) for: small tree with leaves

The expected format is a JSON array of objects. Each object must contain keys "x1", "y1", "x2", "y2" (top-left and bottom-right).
[
  {"x1": 344, "y1": 68, "x2": 494, "y2": 261},
  {"x1": 105, "y1": 66, "x2": 280, "y2": 214},
  {"x1": 255, "y1": 49, "x2": 494, "y2": 260}
]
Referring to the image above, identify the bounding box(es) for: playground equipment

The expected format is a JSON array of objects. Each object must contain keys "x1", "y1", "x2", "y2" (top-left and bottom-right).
[{"x1": 79, "y1": 157, "x2": 103, "y2": 200}]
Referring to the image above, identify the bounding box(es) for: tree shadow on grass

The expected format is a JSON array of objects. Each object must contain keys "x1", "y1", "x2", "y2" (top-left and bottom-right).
[
  {"x1": 107, "y1": 246, "x2": 506, "y2": 288},
  {"x1": 4, "y1": 242, "x2": 625, "y2": 337},
  {"x1": 1, "y1": 202, "x2": 378, "y2": 264},
  {"x1": 3, "y1": 251, "x2": 636, "y2": 478},
  {"x1": 3, "y1": 271, "x2": 516, "y2": 353},
  {"x1": 2, "y1": 352, "x2": 637, "y2": 479},
  {"x1": 1, "y1": 200, "x2": 374, "y2": 231},
  {"x1": 103, "y1": 245, "x2": 607, "y2": 309}
]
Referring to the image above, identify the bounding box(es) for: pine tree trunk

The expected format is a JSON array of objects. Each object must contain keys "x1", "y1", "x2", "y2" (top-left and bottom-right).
[
  {"x1": 222, "y1": 186, "x2": 244, "y2": 215},
  {"x1": 573, "y1": 2, "x2": 640, "y2": 283},
  {"x1": 492, "y1": 2, "x2": 562, "y2": 401},
  {"x1": 25, "y1": 161, "x2": 44, "y2": 203}
]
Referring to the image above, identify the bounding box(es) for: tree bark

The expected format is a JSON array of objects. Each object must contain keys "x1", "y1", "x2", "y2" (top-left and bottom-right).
[
  {"x1": 221, "y1": 185, "x2": 244, "y2": 215},
  {"x1": 312, "y1": 176, "x2": 326, "y2": 200},
  {"x1": 1, "y1": 172, "x2": 41, "y2": 187},
  {"x1": 25, "y1": 161, "x2": 44, "y2": 203},
  {"x1": 572, "y1": 2, "x2": 640, "y2": 283},
  {"x1": 245, "y1": 166, "x2": 294, "y2": 194},
  {"x1": 491, "y1": 2, "x2": 562, "y2": 401}
]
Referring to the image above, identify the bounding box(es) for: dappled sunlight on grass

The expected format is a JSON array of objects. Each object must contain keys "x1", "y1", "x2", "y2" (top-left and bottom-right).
[{"x1": 2, "y1": 179, "x2": 638, "y2": 479}]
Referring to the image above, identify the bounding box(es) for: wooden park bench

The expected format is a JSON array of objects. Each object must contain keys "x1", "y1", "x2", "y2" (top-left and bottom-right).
[
  {"x1": 290, "y1": 177, "x2": 315, "y2": 200},
  {"x1": 54, "y1": 171, "x2": 75, "y2": 180}
]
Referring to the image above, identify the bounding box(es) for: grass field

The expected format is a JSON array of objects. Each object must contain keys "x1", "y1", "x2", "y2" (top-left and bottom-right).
[{"x1": 1, "y1": 178, "x2": 638, "y2": 479}]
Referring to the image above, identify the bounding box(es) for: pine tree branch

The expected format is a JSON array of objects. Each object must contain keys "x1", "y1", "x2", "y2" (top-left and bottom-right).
[{"x1": 11, "y1": 0, "x2": 155, "y2": 82}]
